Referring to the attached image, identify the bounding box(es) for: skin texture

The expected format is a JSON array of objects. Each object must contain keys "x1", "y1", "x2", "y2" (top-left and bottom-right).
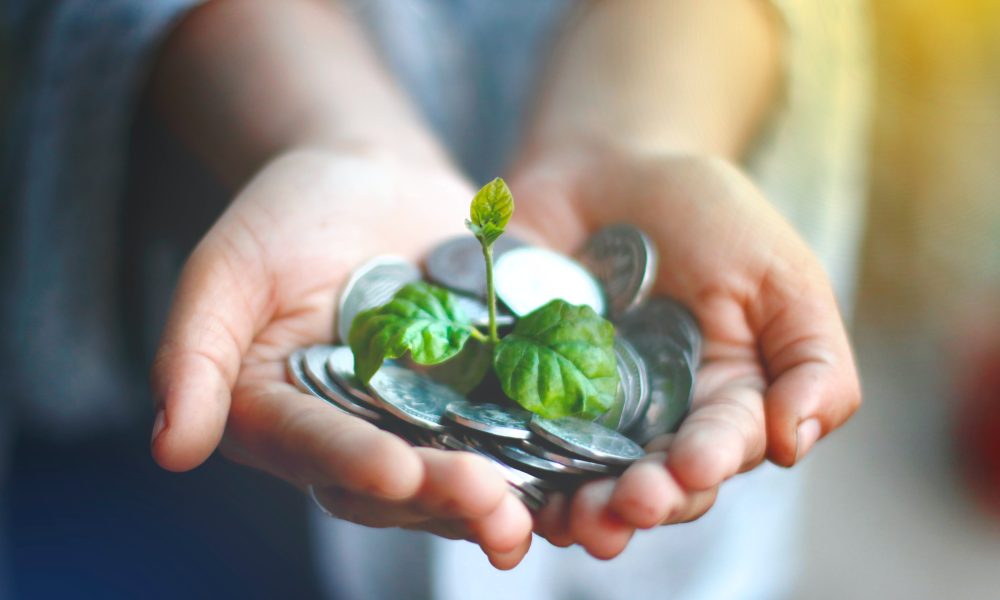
[{"x1": 148, "y1": 0, "x2": 861, "y2": 568}]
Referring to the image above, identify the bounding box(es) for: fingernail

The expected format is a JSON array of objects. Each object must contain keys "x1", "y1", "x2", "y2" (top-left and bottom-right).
[
  {"x1": 151, "y1": 409, "x2": 166, "y2": 447},
  {"x1": 795, "y1": 418, "x2": 822, "y2": 463}
]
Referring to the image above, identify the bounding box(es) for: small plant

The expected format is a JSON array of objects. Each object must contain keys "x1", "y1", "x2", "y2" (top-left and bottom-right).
[{"x1": 349, "y1": 178, "x2": 618, "y2": 419}]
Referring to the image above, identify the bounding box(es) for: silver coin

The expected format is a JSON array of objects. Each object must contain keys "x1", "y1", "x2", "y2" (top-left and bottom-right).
[
  {"x1": 325, "y1": 345, "x2": 381, "y2": 408},
  {"x1": 529, "y1": 416, "x2": 645, "y2": 465},
  {"x1": 367, "y1": 364, "x2": 465, "y2": 431},
  {"x1": 437, "y1": 434, "x2": 549, "y2": 494},
  {"x1": 443, "y1": 400, "x2": 532, "y2": 440},
  {"x1": 618, "y1": 297, "x2": 702, "y2": 363},
  {"x1": 451, "y1": 294, "x2": 515, "y2": 329},
  {"x1": 577, "y1": 224, "x2": 658, "y2": 318},
  {"x1": 617, "y1": 299, "x2": 701, "y2": 444},
  {"x1": 301, "y1": 345, "x2": 383, "y2": 421},
  {"x1": 622, "y1": 341, "x2": 695, "y2": 445},
  {"x1": 286, "y1": 349, "x2": 346, "y2": 407},
  {"x1": 617, "y1": 336, "x2": 651, "y2": 432},
  {"x1": 492, "y1": 443, "x2": 582, "y2": 475},
  {"x1": 596, "y1": 336, "x2": 648, "y2": 432},
  {"x1": 507, "y1": 485, "x2": 545, "y2": 512},
  {"x1": 425, "y1": 235, "x2": 525, "y2": 299},
  {"x1": 519, "y1": 439, "x2": 615, "y2": 474},
  {"x1": 494, "y1": 247, "x2": 607, "y2": 317},
  {"x1": 336, "y1": 257, "x2": 421, "y2": 344}
]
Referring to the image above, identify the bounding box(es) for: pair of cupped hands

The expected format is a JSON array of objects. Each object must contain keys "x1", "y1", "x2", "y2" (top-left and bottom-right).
[{"x1": 150, "y1": 141, "x2": 860, "y2": 569}]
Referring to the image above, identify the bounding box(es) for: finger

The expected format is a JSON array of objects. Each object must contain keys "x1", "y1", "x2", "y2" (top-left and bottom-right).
[
  {"x1": 751, "y1": 273, "x2": 862, "y2": 466},
  {"x1": 311, "y1": 485, "x2": 429, "y2": 528},
  {"x1": 482, "y1": 532, "x2": 533, "y2": 571},
  {"x1": 534, "y1": 492, "x2": 574, "y2": 547},
  {"x1": 412, "y1": 448, "x2": 509, "y2": 519},
  {"x1": 466, "y1": 493, "x2": 533, "y2": 555},
  {"x1": 151, "y1": 233, "x2": 267, "y2": 472},
  {"x1": 224, "y1": 371, "x2": 424, "y2": 500},
  {"x1": 569, "y1": 479, "x2": 635, "y2": 560},
  {"x1": 407, "y1": 520, "x2": 475, "y2": 542},
  {"x1": 665, "y1": 366, "x2": 766, "y2": 491},
  {"x1": 607, "y1": 452, "x2": 683, "y2": 528},
  {"x1": 668, "y1": 486, "x2": 719, "y2": 524}
]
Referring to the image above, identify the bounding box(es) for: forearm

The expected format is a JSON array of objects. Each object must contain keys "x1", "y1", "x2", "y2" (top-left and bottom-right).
[
  {"x1": 148, "y1": 0, "x2": 447, "y2": 185},
  {"x1": 518, "y1": 0, "x2": 782, "y2": 163}
]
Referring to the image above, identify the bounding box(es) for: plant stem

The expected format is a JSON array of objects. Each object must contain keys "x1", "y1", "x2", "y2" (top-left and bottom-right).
[
  {"x1": 469, "y1": 328, "x2": 489, "y2": 343},
  {"x1": 482, "y1": 242, "x2": 499, "y2": 343}
]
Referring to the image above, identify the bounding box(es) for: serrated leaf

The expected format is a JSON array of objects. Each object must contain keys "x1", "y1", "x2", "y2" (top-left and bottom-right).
[
  {"x1": 467, "y1": 177, "x2": 513, "y2": 246},
  {"x1": 349, "y1": 282, "x2": 474, "y2": 383},
  {"x1": 493, "y1": 299, "x2": 619, "y2": 419}
]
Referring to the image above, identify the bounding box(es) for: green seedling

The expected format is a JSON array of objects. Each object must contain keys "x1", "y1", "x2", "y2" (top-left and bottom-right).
[{"x1": 348, "y1": 178, "x2": 618, "y2": 419}]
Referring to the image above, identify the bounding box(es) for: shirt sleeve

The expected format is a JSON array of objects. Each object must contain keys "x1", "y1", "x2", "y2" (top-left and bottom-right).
[
  {"x1": 1, "y1": 0, "x2": 204, "y2": 438},
  {"x1": 746, "y1": 0, "x2": 874, "y2": 312}
]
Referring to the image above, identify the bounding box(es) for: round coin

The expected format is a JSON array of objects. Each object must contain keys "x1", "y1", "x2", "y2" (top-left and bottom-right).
[
  {"x1": 492, "y1": 443, "x2": 582, "y2": 475},
  {"x1": 529, "y1": 416, "x2": 645, "y2": 465},
  {"x1": 577, "y1": 224, "x2": 658, "y2": 318},
  {"x1": 367, "y1": 364, "x2": 465, "y2": 431},
  {"x1": 494, "y1": 247, "x2": 606, "y2": 317},
  {"x1": 336, "y1": 257, "x2": 421, "y2": 344},
  {"x1": 425, "y1": 235, "x2": 525, "y2": 299},
  {"x1": 615, "y1": 336, "x2": 651, "y2": 432},
  {"x1": 617, "y1": 297, "x2": 702, "y2": 363},
  {"x1": 326, "y1": 345, "x2": 380, "y2": 408},
  {"x1": 622, "y1": 339, "x2": 696, "y2": 446},
  {"x1": 301, "y1": 345, "x2": 383, "y2": 421},
  {"x1": 443, "y1": 400, "x2": 532, "y2": 440},
  {"x1": 286, "y1": 349, "x2": 344, "y2": 406},
  {"x1": 519, "y1": 439, "x2": 615, "y2": 474}
]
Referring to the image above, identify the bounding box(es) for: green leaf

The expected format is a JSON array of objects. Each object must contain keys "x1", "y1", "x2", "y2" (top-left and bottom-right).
[
  {"x1": 467, "y1": 177, "x2": 514, "y2": 246},
  {"x1": 493, "y1": 300, "x2": 619, "y2": 419},
  {"x1": 349, "y1": 282, "x2": 474, "y2": 383},
  {"x1": 423, "y1": 337, "x2": 492, "y2": 394}
]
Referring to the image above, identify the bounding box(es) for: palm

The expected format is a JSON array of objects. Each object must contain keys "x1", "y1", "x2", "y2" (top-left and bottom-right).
[{"x1": 508, "y1": 152, "x2": 859, "y2": 556}]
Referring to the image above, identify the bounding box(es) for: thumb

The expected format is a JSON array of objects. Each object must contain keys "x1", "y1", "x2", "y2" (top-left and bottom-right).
[
  {"x1": 753, "y1": 268, "x2": 861, "y2": 467},
  {"x1": 150, "y1": 231, "x2": 268, "y2": 472}
]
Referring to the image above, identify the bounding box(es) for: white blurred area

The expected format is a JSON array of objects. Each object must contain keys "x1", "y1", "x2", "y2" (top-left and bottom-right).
[{"x1": 795, "y1": 2, "x2": 1000, "y2": 597}]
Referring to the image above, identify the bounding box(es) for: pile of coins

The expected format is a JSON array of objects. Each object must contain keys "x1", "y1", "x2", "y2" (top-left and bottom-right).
[{"x1": 286, "y1": 224, "x2": 701, "y2": 510}]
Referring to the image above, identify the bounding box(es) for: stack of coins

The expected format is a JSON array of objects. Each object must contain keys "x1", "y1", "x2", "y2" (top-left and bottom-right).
[{"x1": 287, "y1": 224, "x2": 700, "y2": 511}]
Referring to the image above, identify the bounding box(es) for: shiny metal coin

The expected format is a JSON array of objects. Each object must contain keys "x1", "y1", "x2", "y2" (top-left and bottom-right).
[
  {"x1": 325, "y1": 345, "x2": 380, "y2": 408},
  {"x1": 507, "y1": 485, "x2": 544, "y2": 512},
  {"x1": 286, "y1": 349, "x2": 345, "y2": 406},
  {"x1": 367, "y1": 364, "x2": 464, "y2": 431},
  {"x1": 622, "y1": 343, "x2": 695, "y2": 446},
  {"x1": 425, "y1": 235, "x2": 524, "y2": 299},
  {"x1": 618, "y1": 297, "x2": 702, "y2": 363},
  {"x1": 577, "y1": 224, "x2": 658, "y2": 318},
  {"x1": 519, "y1": 439, "x2": 615, "y2": 474},
  {"x1": 336, "y1": 257, "x2": 421, "y2": 344},
  {"x1": 529, "y1": 416, "x2": 645, "y2": 465},
  {"x1": 301, "y1": 345, "x2": 383, "y2": 421},
  {"x1": 494, "y1": 247, "x2": 606, "y2": 317},
  {"x1": 451, "y1": 293, "x2": 515, "y2": 329},
  {"x1": 443, "y1": 400, "x2": 532, "y2": 440},
  {"x1": 597, "y1": 336, "x2": 649, "y2": 432},
  {"x1": 617, "y1": 299, "x2": 701, "y2": 444},
  {"x1": 492, "y1": 443, "x2": 582, "y2": 475},
  {"x1": 437, "y1": 435, "x2": 549, "y2": 502}
]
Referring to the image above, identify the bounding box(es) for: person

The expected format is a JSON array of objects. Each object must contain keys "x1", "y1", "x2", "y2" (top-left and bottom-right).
[{"x1": 3, "y1": 0, "x2": 869, "y2": 597}]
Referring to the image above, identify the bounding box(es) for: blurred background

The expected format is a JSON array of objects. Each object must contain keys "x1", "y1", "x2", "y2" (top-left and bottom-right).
[
  {"x1": 796, "y1": 0, "x2": 1000, "y2": 597},
  {"x1": 1, "y1": 1, "x2": 999, "y2": 598}
]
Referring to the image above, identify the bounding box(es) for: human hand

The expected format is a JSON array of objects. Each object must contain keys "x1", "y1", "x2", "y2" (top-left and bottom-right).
[
  {"x1": 150, "y1": 148, "x2": 534, "y2": 568},
  {"x1": 507, "y1": 144, "x2": 861, "y2": 558}
]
